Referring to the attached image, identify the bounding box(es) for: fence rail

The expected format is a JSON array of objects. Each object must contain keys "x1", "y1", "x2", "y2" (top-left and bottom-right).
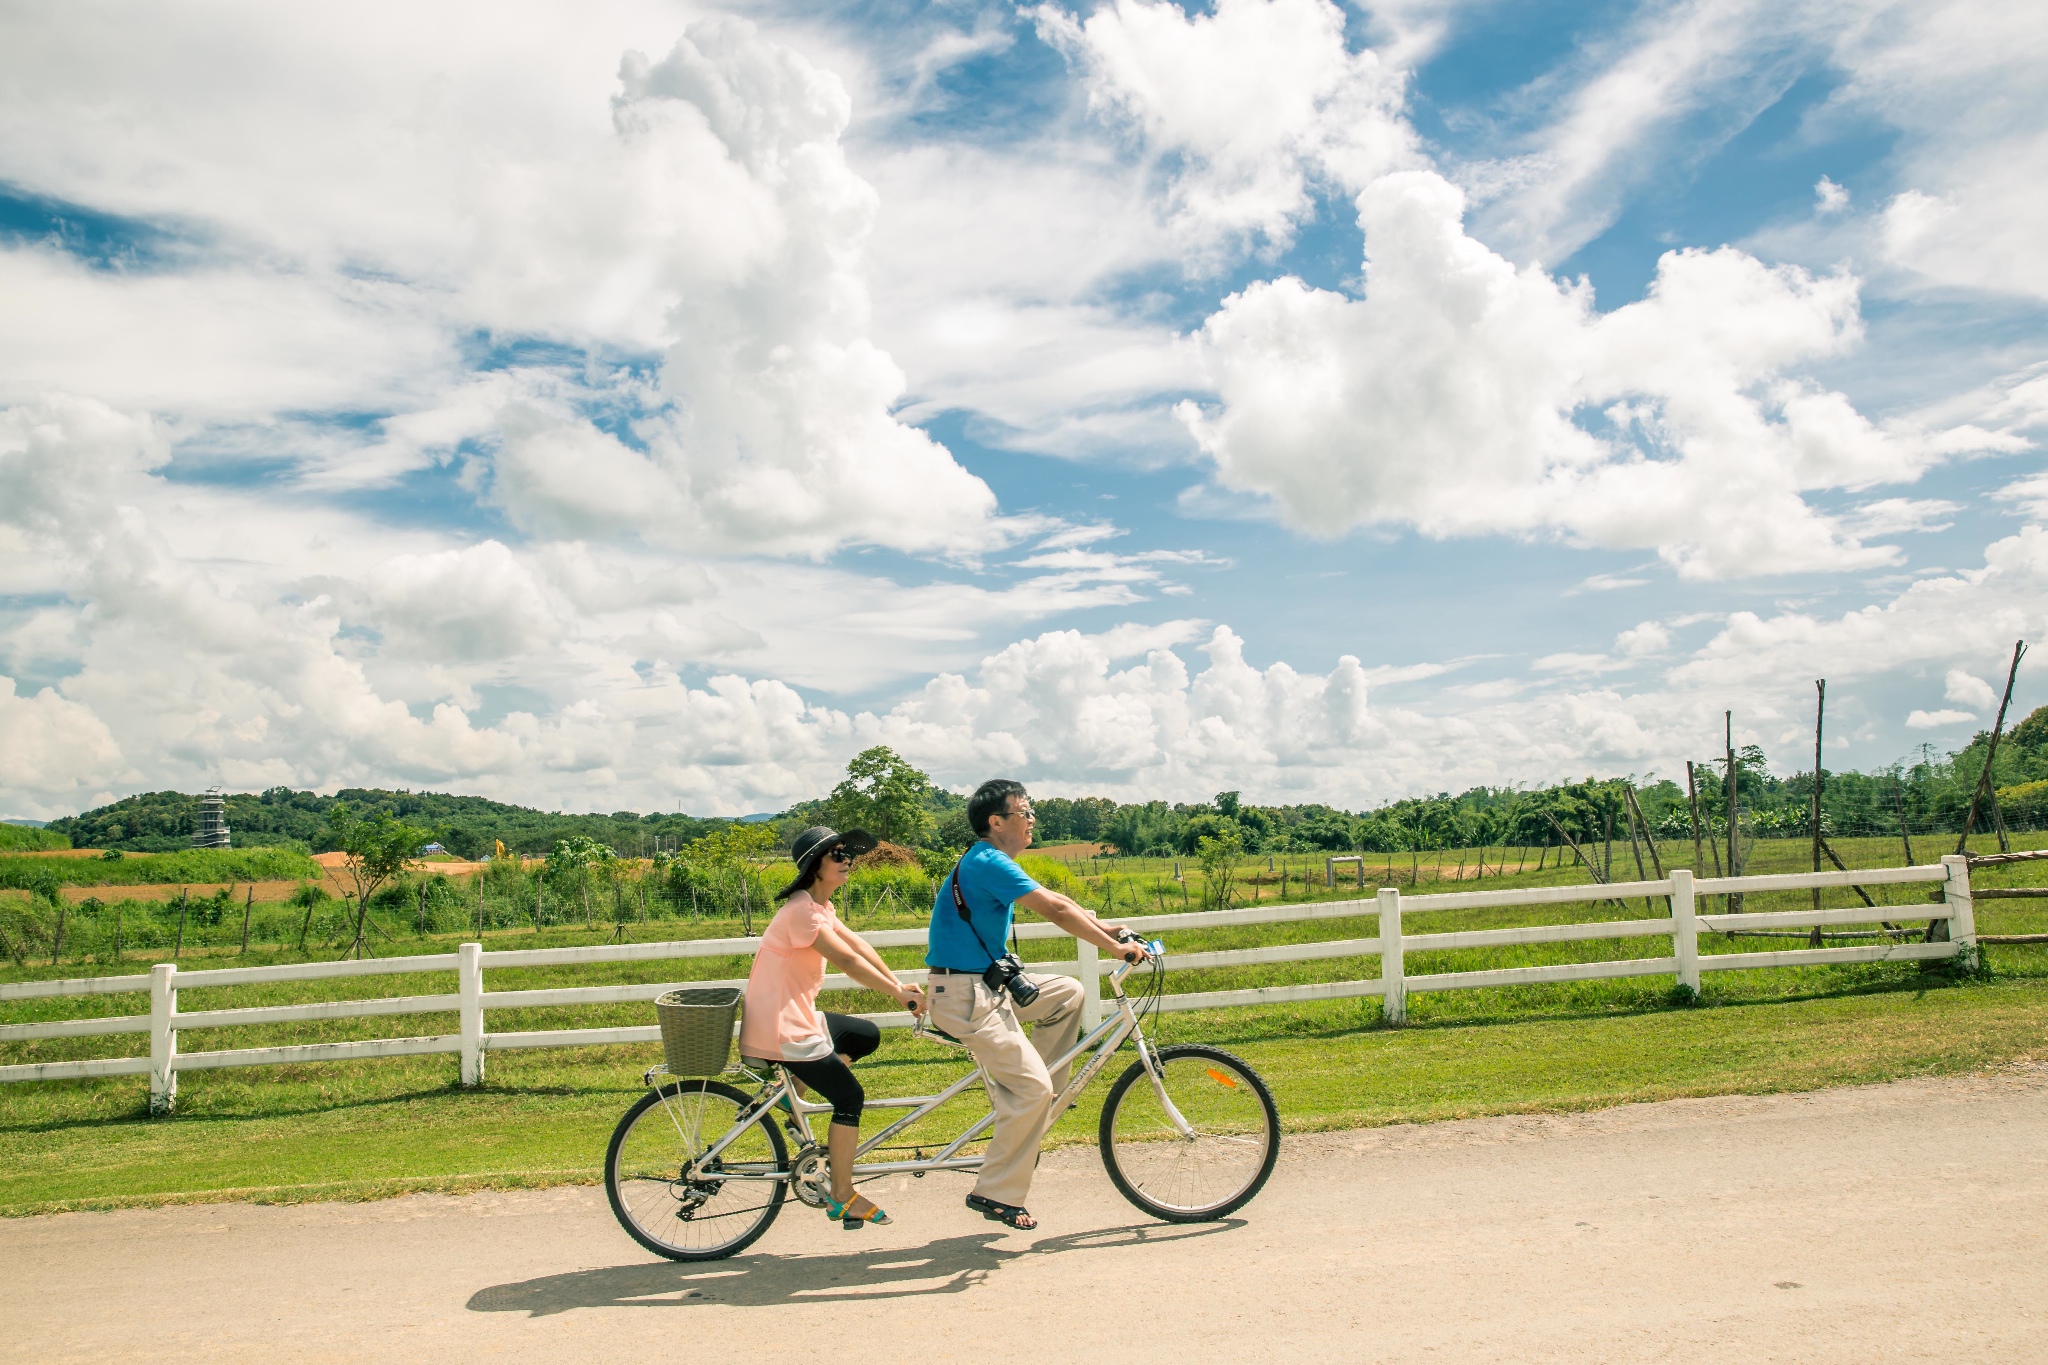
[{"x1": 0, "y1": 858, "x2": 1977, "y2": 1113}]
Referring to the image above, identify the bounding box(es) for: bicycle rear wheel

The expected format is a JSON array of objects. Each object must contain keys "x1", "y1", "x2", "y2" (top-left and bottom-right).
[
  {"x1": 606, "y1": 1079, "x2": 788, "y2": 1261},
  {"x1": 1098, "y1": 1044, "x2": 1279, "y2": 1222}
]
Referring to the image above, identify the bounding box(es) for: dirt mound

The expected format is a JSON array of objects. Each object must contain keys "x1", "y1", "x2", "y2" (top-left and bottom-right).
[{"x1": 853, "y1": 841, "x2": 922, "y2": 869}]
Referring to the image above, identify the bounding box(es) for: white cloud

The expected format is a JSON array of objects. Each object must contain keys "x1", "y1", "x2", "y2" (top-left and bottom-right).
[
  {"x1": 1943, "y1": 668, "x2": 1994, "y2": 710},
  {"x1": 1181, "y1": 170, "x2": 2011, "y2": 579},
  {"x1": 1035, "y1": 0, "x2": 1416, "y2": 254},
  {"x1": 0, "y1": 6, "x2": 1009, "y2": 558},
  {"x1": 1906, "y1": 708, "x2": 1977, "y2": 730},
  {"x1": 1831, "y1": 0, "x2": 2048, "y2": 299},
  {"x1": 1461, "y1": 0, "x2": 1796, "y2": 267},
  {"x1": 1814, "y1": 175, "x2": 1850, "y2": 214},
  {"x1": 1615, "y1": 621, "x2": 1672, "y2": 657}
]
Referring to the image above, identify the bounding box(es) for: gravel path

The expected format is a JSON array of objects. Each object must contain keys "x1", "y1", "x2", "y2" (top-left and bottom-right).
[{"x1": 7, "y1": 1067, "x2": 2046, "y2": 1362}]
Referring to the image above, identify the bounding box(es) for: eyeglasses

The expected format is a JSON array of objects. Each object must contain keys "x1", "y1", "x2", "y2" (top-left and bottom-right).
[
  {"x1": 827, "y1": 848, "x2": 856, "y2": 864},
  {"x1": 997, "y1": 805, "x2": 1035, "y2": 822}
]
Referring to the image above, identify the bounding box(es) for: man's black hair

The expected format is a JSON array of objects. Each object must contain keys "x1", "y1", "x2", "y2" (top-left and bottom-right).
[{"x1": 968, "y1": 778, "x2": 1029, "y2": 837}]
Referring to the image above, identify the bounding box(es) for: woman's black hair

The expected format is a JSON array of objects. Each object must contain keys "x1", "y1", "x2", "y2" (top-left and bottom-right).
[{"x1": 968, "y1": 778, "x2": 1029, "y2": 837}]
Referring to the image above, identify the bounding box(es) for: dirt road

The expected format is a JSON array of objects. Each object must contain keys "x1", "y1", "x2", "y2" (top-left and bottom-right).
[{"x1": 6, "y1": 1068, "x2": 2045, "y2": 1362}]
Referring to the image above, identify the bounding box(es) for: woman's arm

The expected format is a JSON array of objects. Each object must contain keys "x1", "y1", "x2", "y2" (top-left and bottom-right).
[
  {"x1": 842, "y1": 924, "x2": 897, "y2": 982},
  {"x1": 813, "y1": 920, "x2": 923, "y2": 1011}
]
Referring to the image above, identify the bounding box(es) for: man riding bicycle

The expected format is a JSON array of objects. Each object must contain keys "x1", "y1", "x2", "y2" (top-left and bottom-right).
[{"x1": 925, "y1": 779, "x2": 1147, "y2": 1231}]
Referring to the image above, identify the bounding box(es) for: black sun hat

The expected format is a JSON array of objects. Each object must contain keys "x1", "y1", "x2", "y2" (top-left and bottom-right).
[{"x1": 776, "y1": 826, "x2": 878, "y2": 899}]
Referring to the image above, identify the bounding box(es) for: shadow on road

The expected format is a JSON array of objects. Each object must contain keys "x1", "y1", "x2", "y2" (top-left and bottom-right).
[{"x1": 468, "y1": 1219, "x2": 1242, "y2": 1315}]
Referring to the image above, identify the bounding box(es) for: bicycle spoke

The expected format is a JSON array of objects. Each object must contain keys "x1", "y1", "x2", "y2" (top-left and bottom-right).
[
  {"x1": 607, "y1": 1083, "x2": 786, "y2": 1260},
  {"x1": 1101, "y1": 1046, "x2": 1278, "y2": 1221}
]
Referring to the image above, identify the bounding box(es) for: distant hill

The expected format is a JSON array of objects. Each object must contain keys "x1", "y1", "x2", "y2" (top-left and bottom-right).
[
  {"x1": 47, "y1": 788, "x2": 736, "y2": 857},
  {"x1": 0, "y1": 823, "x2": 68, "y2": 852}
]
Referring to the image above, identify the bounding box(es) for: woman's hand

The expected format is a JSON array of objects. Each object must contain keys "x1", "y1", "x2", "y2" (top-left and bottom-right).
[{"x1": 897, "y1": 983, "x2": 926, "y2": 1016}]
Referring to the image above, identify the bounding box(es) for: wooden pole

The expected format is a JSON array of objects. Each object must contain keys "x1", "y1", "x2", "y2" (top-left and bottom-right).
[
  {"x1": 1725, "y1": 712, "x2": 1743, "y2": 913},
  {"x1": 174, "y1": 887, "x2": 189, "y2": 960},
  {"x1": 1893, "y1": 776, "x2": 1916, "y2": 866},
  {"x1": 1685, "y1": 761, "x2": 1708, "y2": 874},
  {"x1": 1623, "y1": 784, "x2": 1667, "y2": 911},
  {"x1": 51, "y1": 904, "x2": 65, "y2": 966},
  {"x1": 1544, "y1": 812, "x2": 1608, "y2": 885},
  {"x1": 1810, "y1": 680, "x2": 1826, "y2": 933},
  {"x1": 1957, "y1": 639, "x2": 2026, "y2": 856},
  {"x1": 240, "y1": 885, "x2": 253, "y2": 954},
  {"x1": 1620, "y1": 787, "x2": 1652, "y2": 911}
]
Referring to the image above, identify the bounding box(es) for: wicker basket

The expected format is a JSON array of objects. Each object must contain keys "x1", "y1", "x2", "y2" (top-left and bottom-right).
[{"x1": 654, "y1": 987, "x2": 742, "y2": 1077}]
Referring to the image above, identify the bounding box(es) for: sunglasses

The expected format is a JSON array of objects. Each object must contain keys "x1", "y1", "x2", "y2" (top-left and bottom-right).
[{"x1": 826, "y1": 848, "x2": 856, "y2": 864}]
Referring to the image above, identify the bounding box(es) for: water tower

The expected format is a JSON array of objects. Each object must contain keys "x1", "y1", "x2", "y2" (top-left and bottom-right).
[{"x1": 192, "y1": 786, "x2": 231, "y2": 849}]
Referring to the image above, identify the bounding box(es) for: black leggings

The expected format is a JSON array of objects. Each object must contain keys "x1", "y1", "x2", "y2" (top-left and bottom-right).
[{"x1": 782, "y1": 1012, "x2": 880, "y2": 1129}]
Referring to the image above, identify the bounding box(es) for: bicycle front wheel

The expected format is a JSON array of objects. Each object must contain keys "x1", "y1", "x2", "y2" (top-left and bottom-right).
[
  {"x1": 1098, "y1": 1044, "x2": 1279, "y2": 1222},
  {"x1": 605, "y1": 1079, "x2": 788, "y2": 1261}
]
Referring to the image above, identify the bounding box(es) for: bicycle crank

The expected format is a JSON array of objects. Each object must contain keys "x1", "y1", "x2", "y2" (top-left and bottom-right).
[{"x1": 789, "y1": 1146, "x2": 833, "y2": 1208}]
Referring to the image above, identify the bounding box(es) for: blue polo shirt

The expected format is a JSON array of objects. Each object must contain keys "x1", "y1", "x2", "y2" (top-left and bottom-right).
[{"x1": 926, "y1": 842, "x2": 1040, "y2": 971}]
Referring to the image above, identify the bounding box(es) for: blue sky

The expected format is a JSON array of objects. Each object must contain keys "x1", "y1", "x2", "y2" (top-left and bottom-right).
[{"x1": 1, "y1": 0, "x2": 2045, "y2": 819}]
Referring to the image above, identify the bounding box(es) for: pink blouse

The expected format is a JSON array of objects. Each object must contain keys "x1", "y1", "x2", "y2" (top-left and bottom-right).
[{"x1": 739, "y1": 891, "x2": 838, "y2": 1062}]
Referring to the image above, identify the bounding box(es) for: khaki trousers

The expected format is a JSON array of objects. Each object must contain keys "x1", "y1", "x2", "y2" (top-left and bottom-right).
[{"x1": 925, "y1": 968, "x2": 1085, "y2": 1207}]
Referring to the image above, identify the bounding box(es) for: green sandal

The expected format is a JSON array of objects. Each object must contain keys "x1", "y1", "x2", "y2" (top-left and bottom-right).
[{"x1": 825, "y1": 1195, "x2": 891, "y2": 1229}]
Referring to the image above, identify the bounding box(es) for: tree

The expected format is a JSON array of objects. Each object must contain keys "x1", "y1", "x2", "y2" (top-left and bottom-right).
[
  {"x1": 327, "y1": 802, "x2": 429, "y2": 959},
  {"x1": 1195, "y1": 830, "x2": 1245, "y2": 910},
  {"x1": 546, "y1": 835, "x2": 619, "y2": 928},
  {"x1": 826, "y1": 747, "x2": 936, "y2": 846}
]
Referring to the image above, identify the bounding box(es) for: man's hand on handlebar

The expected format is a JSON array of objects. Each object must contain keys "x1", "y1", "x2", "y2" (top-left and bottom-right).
[{"x1": 1112, "y1": 927, "x2": 1149, "y2": 965}]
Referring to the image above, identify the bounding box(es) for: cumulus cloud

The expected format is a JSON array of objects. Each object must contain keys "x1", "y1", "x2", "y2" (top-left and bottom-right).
[
  {"x1": 1181, "y1": 170, "x2": 2012, "y2": 578},
  {"x1": 1035, "y1": 0, "x2": 1416, "y2": 254},
  {"x1": 0, "y1": 392, "x2": 1221, "y2": 817},
  {"x1": 0, "y1": 5, "x2": 1008, "y2": 558},
  {"x1": 1907, "y1": 708, "x2": 1977, "y2": 730},
  {"x1": 1943, "y1": 668, "x2": 1994, "y2": 710}
]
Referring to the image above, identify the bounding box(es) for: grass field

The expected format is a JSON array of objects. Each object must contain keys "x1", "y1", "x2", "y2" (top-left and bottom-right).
[{"x1": 2, "y1": 831, "x2": 2044, "y2": 1214}]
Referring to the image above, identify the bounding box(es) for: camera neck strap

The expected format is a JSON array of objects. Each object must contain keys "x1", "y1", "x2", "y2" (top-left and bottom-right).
[{"x1": 949, "y1": 848, "x2": 1021, "y2": 968}]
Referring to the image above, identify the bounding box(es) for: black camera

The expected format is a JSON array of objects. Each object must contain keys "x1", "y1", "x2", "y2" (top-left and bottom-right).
[{"x1": 981, "y1": 952, "x2": 1040, "y2": 1008}]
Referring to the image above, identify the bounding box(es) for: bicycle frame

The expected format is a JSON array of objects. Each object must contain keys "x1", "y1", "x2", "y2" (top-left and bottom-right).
[{"x1": 666, "y1": 947, "x2": 1188, "y2": 1185}]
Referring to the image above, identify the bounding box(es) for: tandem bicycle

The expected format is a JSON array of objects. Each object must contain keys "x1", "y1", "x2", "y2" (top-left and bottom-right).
[{"x1": 603, "y1": 933, "x2": 1280, "y2": 1261}]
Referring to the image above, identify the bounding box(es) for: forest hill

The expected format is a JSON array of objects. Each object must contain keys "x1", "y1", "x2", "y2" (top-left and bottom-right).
[{"x1": 36, "y1": 705, "x2": 2048, "y2": 859}]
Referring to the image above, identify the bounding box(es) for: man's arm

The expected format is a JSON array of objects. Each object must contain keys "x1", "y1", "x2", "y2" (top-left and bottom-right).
[{"x1": 1015, "y1": 887, "x2": 1146, "y2": 961}]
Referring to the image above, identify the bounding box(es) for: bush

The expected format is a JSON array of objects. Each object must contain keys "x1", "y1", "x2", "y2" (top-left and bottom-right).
[{"x1": 0, "y1": 825, "x2": 68, "y2": 853}]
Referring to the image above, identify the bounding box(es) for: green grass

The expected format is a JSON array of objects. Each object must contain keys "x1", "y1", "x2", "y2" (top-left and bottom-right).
[
  {"x1": 3, "y1": 833, "x2": 2045, "y2": 1214},
  {"x1": 0, "y1": 826, "x2": 67, "y2": 853},
  {"x1": 3, "y1": 968, "x2": 2045, "y2": 1215},
  {"x1": 0, "y1": 846, "x2": 320, "y2": 889}
]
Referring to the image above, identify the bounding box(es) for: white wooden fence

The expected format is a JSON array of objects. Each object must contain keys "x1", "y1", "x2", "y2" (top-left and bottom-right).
[{"x1": 0, "y1": 858, "x2": 1975, "y2": 1114}]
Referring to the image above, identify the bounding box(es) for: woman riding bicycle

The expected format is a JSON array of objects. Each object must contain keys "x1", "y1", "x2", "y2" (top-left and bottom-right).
[{"x1": 741, "y1": 825, "x2": 925, "y2": 1229}]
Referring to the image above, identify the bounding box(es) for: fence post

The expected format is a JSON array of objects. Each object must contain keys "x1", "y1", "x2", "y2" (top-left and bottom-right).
[
  {"x1": 1325, "y1": 857, "x2": 1334, "y2": 888},
  {"x1": 459, "y1": 941, "x2": 485, "y2": 1087},
  {"x1": 1075, "y1": 938, "x2": 1101, "y2": 1031},
  {"x1": 1670, "y1": 869, "x2": 1699, "y2": 996},
  {"x1": 1378, "y1": 886, "x2": 1405, "y2": 1025},
  {"x1": 1941, "y1": 854, "x2": 1977, "y2": 967},
  {"x1": 149, "y1": 962, "x2": 177, "y2": 1116}
]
